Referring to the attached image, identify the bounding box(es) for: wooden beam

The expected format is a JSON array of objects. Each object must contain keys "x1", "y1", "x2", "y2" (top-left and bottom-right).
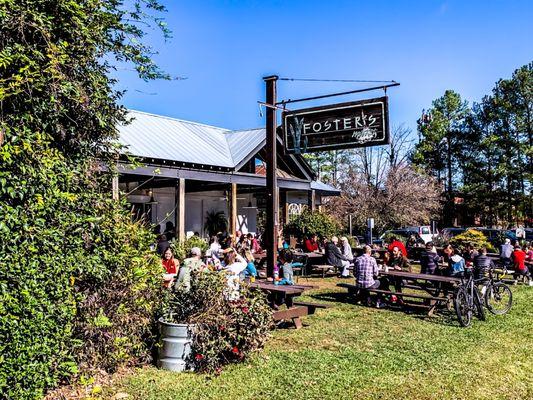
[
  {"x1": 175, "y1": 178, "x2": 186, "y2": 242},
  {"x1": 308, "y1": 189, "x2": 316, "y2": 212},
  {"x1": 229, "y1": 183, "x2": 237, "y2": 236}
]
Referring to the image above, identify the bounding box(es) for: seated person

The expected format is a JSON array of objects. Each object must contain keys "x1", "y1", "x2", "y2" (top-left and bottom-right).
[
  {"x1": 241, "y1": 249, "x2": 257, "y2": 279},
  {"x1": 473, "y1": 247, "x2": 495, "y2": 280},
  {"x1": 161, "y1": 247, "x2": 178, "y2": 274},
  {"x1": 380, "y1": 246, "x2": 410, "y2": 295},
  {"x1": 388, "y1": 246, "x2": 411, "y2": 272},
  {"x1": 276, "y1": 249, "x2": 294, "y2": 285},
  {"x1": 354, "y1": 246, "x2": 384, "y2": 307},
  {"x1": 325, "y1": 236, "x2": 350, "y2": 278},
  {"x1": 304, "y1": 234, "x2": 320, "y2": 252},
  {"x1": 512, "y1": 245, "x2": 531, "y2": 282},
  {"x1": 388, "y1": 237, "x2": 407, "y2": 257},
  {"x1": 447, "y1": 247, "x2": 465, "y2": 278},
  {"x1": 221, "y1": 248, "x2": 248, "y2": 300},
  {"x1": 174, "y1": 247, "x2": 205, "y2": 292},
  {"x1": 420, "y1": 242, "x2": 440, "y2": 275}
]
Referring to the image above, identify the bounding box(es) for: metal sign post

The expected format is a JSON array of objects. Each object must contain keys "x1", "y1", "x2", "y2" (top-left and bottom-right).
[{"x1": 264, "y1": 75, "x2": 278, "y2": 278}]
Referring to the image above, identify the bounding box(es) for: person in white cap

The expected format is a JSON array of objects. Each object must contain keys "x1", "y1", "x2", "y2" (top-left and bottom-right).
[{"x1": 500, "y1": 238, "x2": 513, "y2": 269}]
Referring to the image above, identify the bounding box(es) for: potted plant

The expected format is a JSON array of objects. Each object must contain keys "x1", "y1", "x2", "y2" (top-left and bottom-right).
[{"x1": 158, "y1": 269, "x2": 272, "y2": 373}]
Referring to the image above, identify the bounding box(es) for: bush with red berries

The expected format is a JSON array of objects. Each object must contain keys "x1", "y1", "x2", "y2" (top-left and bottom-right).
[{"x1": 164, "y1": 270, "x2": 273, "y2": 373}]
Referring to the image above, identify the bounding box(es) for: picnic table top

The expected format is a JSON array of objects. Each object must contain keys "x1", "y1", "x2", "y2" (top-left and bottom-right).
[
  {"x1": 379, "y1": 269, "x2": 461, "y2": 283},
  {"x1": 250, "y1": 281, "x2": 317, "y2": 295}
]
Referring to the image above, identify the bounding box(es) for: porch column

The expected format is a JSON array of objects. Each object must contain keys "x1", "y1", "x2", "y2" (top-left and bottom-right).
[
  {"x1": 111, "y1": 175, "x2": 119, "y2": 201},
  {"x1": 175, "y1": 178, "x2": 186, "y2": 242},
  {"x1": 229, "y1": 183, "x2": 237, "y2": 236},
  {"x1": 280, "y1": 191, "x2": 289, "y2": 226},
  {"x1": 308, "y1": 189, "x2": 316, "y2": 212}
]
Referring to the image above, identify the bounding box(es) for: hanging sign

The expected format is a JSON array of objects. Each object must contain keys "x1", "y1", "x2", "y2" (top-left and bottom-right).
[{"x1": 282, "y1": 96, "x2": 389, "y2": 154}]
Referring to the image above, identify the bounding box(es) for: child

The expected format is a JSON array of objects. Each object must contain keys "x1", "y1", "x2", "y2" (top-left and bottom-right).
[{"x1": 276, "y1": 249, "x2": 294, "y2": 285}]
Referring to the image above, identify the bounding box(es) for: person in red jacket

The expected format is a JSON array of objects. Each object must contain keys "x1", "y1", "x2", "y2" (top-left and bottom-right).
[
  {"x1": 387, "y1": 237, "x2": 407, "y2": 257},
  {"x1": 512, "y1": 245, "x2": 530, "y2": 282},
  {"x1": 304, "y1": 234, "x2": 320, "y2": 252}
]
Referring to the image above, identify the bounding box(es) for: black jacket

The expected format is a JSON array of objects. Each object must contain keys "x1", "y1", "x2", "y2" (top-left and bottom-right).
[{"x1": 325, "y1": 242, "x2": 346, "y2": 267}]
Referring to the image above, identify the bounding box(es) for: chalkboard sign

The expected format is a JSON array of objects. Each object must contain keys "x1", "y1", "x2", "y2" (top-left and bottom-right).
[{"x1": 282, "y1": 96, "x2": 389, "y2": 154}]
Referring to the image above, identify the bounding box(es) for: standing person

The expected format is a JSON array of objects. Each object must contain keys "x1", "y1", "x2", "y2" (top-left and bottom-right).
[
  {"x1": 174, "y1": 247, "x2": 205, "y2": 292},
  {"x1": 387, "y1": 237, "x2": 407, "y2": 257},
  {"x1": 511, "y1": 245, "x2": 531, "y2": 283},
  {"x1": 164, "y1": 221, "x2": 175, "y2": 242},
  {"x1": 156, "y1": 234, "x2": 169, "y2": 256},
  {"x1": 326, "y1": 236, "x2": 350, "y2": 278},
  {"x1": 340, "y1": 237, "x2": 354, "y2": 263},
  {"x1": 161, "y1": 247, "x2": 179, "y2": 274},
  {"x1": 473, "y1": 248, "x2": 495, "y2": 280},
  {"x1": 304, "y1": 234, "x2": 320, "y2": 252},
  {"x1": 447, "y1": 247, "x2": 466, "y2": 278},
  {"x1": 354, "y1": 245, "x2": 383, "y2": 307},
  {"x1": 500, "y1": 238, "x2": 513, "y2": 269},
  {"x1": 420, "y1": 242, "x2": 441, "y2": 275}
]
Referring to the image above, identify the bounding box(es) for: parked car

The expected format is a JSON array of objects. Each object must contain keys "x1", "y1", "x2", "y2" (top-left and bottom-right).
[{"x1": 404, "y1": 225, "x2": 435, "y2": 243}]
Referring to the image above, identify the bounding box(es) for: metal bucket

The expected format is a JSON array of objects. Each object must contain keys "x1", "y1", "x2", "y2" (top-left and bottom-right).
[{"x1": 157, "y1": 319, "x2": 194, "y2": 372}]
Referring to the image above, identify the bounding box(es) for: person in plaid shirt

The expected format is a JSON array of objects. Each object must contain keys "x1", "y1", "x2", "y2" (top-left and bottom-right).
[{"x1": 355, "y1": 245, "x2": 380, "y2": 289}]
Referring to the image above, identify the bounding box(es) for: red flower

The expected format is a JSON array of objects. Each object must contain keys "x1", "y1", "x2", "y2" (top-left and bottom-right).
[
  {"x1": 195, "y1": 354, "x2": 204, "y2": 361},
  {"x1": 242, "y1": 307, "x2": 249, "y2": 314},
  {"x1": 231, "y1": 346, "x2": 239, "y2": 354},
  {"x1": 219, "y1": 325, "x2": 225, "y2": 331}
]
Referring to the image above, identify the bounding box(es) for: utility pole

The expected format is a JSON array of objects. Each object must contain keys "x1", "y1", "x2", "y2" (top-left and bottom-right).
[{"x1": 264, "y1": 75, "x2": 278, "y2": 278}]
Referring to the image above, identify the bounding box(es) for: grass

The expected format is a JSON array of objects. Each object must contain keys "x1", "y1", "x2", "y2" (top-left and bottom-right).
[{"x1": 106, "y1": 278, "x2": 532, "y2": 400}]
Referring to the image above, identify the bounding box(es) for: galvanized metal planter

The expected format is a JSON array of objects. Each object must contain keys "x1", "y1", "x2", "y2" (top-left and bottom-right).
[{"x1": 157, "y1": 318, "x2": 194, "y2": 372}]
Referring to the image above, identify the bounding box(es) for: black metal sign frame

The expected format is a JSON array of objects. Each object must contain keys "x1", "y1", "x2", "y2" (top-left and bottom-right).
[{"x1": 282, "y1": 96, "x2": 389, "y2": 154}]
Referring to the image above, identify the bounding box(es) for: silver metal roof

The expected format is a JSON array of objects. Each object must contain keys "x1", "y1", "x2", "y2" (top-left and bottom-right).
[
  {"x1": 118, "y1": 110, "x2": 265, "y2": 169},
  {"x1": 310, "y1": 180, "x2": 341, "y2": 195}
]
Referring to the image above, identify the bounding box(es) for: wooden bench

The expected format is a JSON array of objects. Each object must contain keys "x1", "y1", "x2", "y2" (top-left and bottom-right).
[
  {"x1": 272, "y1": 306, "x2": 309, "y2": 329},
  {"x1": 293, "y1": 300, "x2": 332, "y2": 315},
  {"x1": 337, "y1": 282, "x2": 449, "y2": 313},
  {"x1": 311, "y1": 264, "x2": 335, "y2": 278}
]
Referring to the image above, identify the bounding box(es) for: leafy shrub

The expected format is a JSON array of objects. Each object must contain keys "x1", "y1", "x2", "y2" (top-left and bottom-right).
[
  {"x1": 163, "y1": 270, "x2": 272, "y2": 374},
  {"x1": 72, "y1": 202, "x2": 167, "y2": 372},
  {"x1": 0, "y1": 0, "x2": 170, "y2": 398},
  {"x1": 450, "y1": 229, "x2": 496, "y2": 252},
  {"x1": 170, "y1": 236, "x2": 209, "y2": 260},
  {"x1": 284, "y1": 210, "x2": 341, "y2": 240}
]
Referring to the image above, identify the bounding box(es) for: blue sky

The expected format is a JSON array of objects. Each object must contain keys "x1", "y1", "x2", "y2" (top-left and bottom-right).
[{"x1": 116, "y1": 0, "x2": 533, "y2": 134}]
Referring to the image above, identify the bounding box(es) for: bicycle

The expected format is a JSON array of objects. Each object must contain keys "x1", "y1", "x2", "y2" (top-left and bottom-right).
[
  {"x1": 454, "y1": 270, "x2": 485, "y2": 327},
  {"x1": 479, "y1": 267, "x2": 513, "y2": 315}
]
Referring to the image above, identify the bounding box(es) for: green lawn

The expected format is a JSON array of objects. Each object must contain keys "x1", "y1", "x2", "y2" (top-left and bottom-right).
[{"x1": 107, "y1": 279, "x2": 532, "y2": 400}]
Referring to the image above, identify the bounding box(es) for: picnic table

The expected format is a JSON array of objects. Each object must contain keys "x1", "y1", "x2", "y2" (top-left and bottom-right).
[
  {"x1": 249, "y1": 281, "x2": 329, "y2": 328},
  {"x1": 338, "y1": 269, "x2": 461, "y2": 315}
]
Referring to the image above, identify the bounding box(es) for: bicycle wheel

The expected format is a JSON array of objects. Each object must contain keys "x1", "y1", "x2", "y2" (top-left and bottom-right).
[
  {"x1": 454, "y1": 286, "x2": 472, "y2": 327},
  {"x1": 485, "y1": 282, "x2": 512, "y2": 315},
  {"x1": 473, "y1": 288, "x2": 485, "y2": 321}
]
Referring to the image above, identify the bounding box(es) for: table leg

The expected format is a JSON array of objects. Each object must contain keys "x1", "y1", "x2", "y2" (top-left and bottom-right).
[{"x1": 293, "y1": 317, "x2": 303, "y2": 329}]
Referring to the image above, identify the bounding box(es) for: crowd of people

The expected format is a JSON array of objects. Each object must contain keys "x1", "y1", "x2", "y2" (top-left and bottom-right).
[{"x1": 156, "y1": 223, "x2": 533, "y2": 304}]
